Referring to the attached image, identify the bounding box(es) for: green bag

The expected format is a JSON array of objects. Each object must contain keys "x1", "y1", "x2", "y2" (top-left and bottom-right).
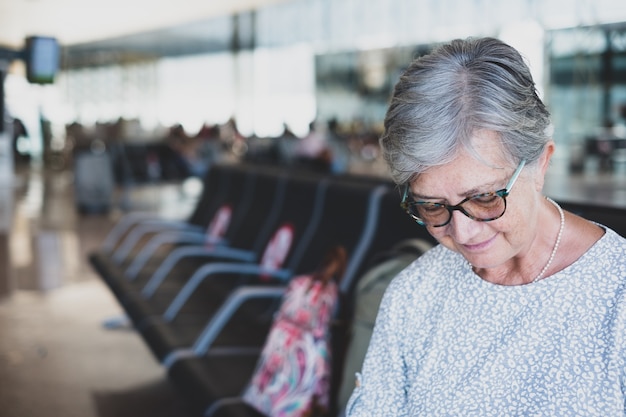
[{"x1": 337, "y1": 239, "x2": 433, "y2": 413}]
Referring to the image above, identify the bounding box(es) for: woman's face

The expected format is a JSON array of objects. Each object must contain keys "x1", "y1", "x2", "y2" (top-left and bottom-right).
[{"x1": 408, "y1": 131, "x2": 545, "y2": 271}]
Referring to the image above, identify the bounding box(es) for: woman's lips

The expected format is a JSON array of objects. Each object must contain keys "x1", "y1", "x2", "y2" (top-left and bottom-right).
[{"x1": 461, "y1": 234, "x2": 497, "y2": 252}]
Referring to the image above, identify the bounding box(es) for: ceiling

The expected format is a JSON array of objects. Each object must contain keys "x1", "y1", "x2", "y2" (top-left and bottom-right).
[{"x1": 0, "y1": 0, "x2": 289, "y2": 67}]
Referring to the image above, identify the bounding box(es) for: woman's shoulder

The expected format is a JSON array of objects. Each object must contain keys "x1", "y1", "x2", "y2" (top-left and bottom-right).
[
  {"x1": 587, "y1": 223, "x2": 626, "y2": 254},
  {"x1": 385, "y1": 244, "x2": 462, "y2": 294},
  {"x1": 559, "y1": 213, "x2": 626, "y2": 270},
  {"x1": 561, "y1": 222, "x2": 626, "y2": 285}
]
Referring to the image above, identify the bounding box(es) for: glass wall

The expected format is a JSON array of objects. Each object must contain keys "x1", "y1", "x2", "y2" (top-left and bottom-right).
[
  {"x1": 547, "y1": 25, "x2": 626, "y2": 166},
  {"x1": 7, "y1": 0, "x2": 626, "y2": 160}
]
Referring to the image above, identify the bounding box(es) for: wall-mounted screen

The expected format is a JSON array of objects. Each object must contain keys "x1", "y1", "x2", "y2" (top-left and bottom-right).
[{"x1": 25, "y1": 36, "x2": 60, "y2": 84}]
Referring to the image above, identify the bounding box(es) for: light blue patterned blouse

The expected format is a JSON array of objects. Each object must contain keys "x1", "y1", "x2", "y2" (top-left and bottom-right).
[{"x1": 346, "y1": 227, "x2": 626, "y2": 416}]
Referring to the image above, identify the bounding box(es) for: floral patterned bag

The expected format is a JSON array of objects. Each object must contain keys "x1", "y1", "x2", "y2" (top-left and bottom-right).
[{"x1": 242, "y1": 246, "x2": 347, "y2": 417}]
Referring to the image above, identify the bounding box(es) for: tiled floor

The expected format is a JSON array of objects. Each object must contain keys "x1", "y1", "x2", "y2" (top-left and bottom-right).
[
  {"x1": 0, "y1": 158, "x2": 624, "y2": 417},
  {"x1": 0, "y1": 164, "x2": 200, "y2": 417}
]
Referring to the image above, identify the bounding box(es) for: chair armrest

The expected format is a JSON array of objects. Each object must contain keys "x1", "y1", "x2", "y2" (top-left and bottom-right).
[
  {"x1": 140, "y1": 246, "x2": 257, "y2": 296},
  {"x1": 162, "y1": 263, "x2": 291, "y2": 321},
  {"x1": 112, "y1": 221, "x2": 205, "y2": 263},
  {"x1": 125, "y1": 231, "x2": 227, "y2": 279},
  {"x1": 204, "y1": 397, "x2": 250, "y2": 417},
  {"x1": 162, "y1": 284, "x2": 286, "y2": 367},
  {"x1": 100, "y1": 211, "x2": 156, "y2": 253}
]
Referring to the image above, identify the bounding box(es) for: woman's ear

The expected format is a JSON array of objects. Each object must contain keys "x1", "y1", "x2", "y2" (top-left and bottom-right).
[{"x1": 535, "y1": 141, "x2": 555, "y2": 191}]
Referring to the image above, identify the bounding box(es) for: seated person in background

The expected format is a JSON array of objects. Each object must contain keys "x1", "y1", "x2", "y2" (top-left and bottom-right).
[
  {"x1": 346, "y1": 36, "x2": 626, "y2": 416},
  {"x1": 294, "y1": 121, "x2": 333, "y2": 172},
  {"x1": 166, "y1": 124, "x2": 206, "y2": 177}
]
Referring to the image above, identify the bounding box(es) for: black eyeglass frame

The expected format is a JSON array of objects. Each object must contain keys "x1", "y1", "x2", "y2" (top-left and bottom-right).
[{"x1": 400, "y1": 159, "x2": 527, "y2": 227}]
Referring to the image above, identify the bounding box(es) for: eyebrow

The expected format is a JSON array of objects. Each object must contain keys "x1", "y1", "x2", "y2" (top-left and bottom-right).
[{"x1": 410, "y1": 178, "x2": 505, "y2": 202}]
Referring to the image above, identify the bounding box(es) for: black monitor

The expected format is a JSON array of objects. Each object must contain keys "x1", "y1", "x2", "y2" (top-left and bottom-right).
[{"x1": 24, "y1": 36, "x2": 60, "y2": 84}]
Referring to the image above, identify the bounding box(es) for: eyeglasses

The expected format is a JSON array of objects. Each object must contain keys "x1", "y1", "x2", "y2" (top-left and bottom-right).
[{"x1": 401, "y1": 160, "x2": 526, "y2": 227}]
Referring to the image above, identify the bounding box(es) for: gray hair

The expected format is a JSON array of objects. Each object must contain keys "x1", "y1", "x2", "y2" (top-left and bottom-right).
[{"x1": 380, "y1": 37, "x2": 553, "y2": 185}]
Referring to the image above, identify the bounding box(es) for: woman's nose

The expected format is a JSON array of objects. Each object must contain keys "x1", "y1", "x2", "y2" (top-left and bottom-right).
[{"x1": 447, "y1": 210, "x2": 482, "y2": 243}]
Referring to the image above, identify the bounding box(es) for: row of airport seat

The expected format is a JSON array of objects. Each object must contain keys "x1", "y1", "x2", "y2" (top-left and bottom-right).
[
  {"x1": 89, "y1": 161, "x2": 438, "y2": 416},
  {"x1": 89, "y1": 161, "x2": 626, "y2": 416}
]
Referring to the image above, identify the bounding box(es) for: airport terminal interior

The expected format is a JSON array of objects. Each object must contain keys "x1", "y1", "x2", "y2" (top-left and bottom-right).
[{"x1": 1, "y1": 0, "x2": 626, "y2": 416}]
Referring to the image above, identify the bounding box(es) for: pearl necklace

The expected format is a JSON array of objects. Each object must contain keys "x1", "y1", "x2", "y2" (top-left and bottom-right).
[{"x1": 532, "y1": 197, "x2": 565, "y2": 283}]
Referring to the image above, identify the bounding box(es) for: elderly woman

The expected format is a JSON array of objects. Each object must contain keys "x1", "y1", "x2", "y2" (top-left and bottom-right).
[{"x1": 346, "y1": 37, "x2": 626, "y2": 416}]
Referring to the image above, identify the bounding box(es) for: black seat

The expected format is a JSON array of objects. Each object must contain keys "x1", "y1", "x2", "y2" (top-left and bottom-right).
[
  {"x1": 113, "y1": 163, "x2": 258, "y2": 270},
  {"x1": 99, "y1": 162, "x2": 230, "y2": 257},
  {"x1": 163, "y1": 179, "x2": 390, "y2": 415},
  {"x1": 91, "y1": 163, "x2": 263, "y2": 302},
  {"x1": 118, "y1": 164, "x2": 280, "y2": 291},
  {"x1": 132, "y1": 171, "x2": 329, "y2": 362}
]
